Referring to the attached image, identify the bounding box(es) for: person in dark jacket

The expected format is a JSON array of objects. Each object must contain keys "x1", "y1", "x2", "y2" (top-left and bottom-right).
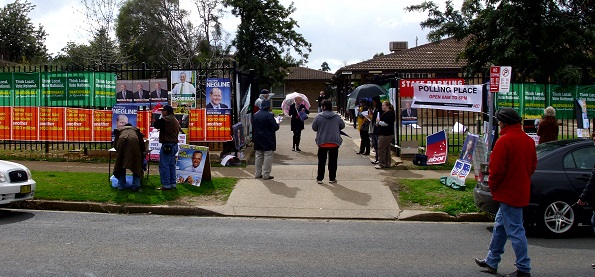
[
  {"x1": 113, "y1": 123, "x2": 146, "y2": 192},
  {"x1": 312, "y1": 100, "x2": 345, "y2": 184},
  {"x1": 368, "y1": 97, "x2": 380, "y2": 164},
  {"x1": 154, "y1": 105, "x2": 181, "y2": 190},
  {"x1": 288, "y1": 96, "x2": 309, "y2": 151},
  {"x1": 475, "y1": 107, "x2": 537, "y2": 277},
  {"x1": 356, "y1": 100, "x2": 370, "y2": 155},
  {"x1": 252, "y1": 100, "x2": 279, "y2": 180},
  {"x1": 577, "y1": 131, "x2": 595, "y2": 270},
  {"x1": 375, "y1": 101, "x2": 395, "y2": 169},
  {"x1": 536, "y1": 106, "x2": 558, "y2": 144}
]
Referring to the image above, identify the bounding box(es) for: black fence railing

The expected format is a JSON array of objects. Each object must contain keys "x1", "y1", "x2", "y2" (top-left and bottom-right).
[{"x1": 0, "y1": 62, "x2": 245, "y2": 160}]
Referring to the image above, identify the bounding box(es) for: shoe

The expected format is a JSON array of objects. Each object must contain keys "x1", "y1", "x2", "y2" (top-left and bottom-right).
[
  {"x1": 292, "y1": 147, "x2": 295, "y2": 151},
  {"x1": 329, "y1": 179, "x2": 337, "y2": 183},
  {"x1": 317, "y1": 180, "x2": 323, "y2": 184},
  {"x1": 374, "y1": 165, "x2": 383, "y2": 169},
  {"x1": 156, "y1": 186, "x2": 171, "y2": 191},
  {"x1": 263, "y1": 176, "x2": 274, "y2": 180},
  {"x1": 363, "y1": 152, "x2": 370, "y2": 155},
  {"x1": 474, "y1": 258, "x2": 497, "y2": 274},
  {"x1": 295, "y1": 147, "x2": 301, "y2": 152},
  {"x1": 371, "y1": 160, "x2": 379, "y2": 164},
  {"x1": 255, "y1": 175, "x2": 262, "y2": 178},
  {"x1": 505, "y1": 270, "x2": 530, "y2": 277},
  {"x1": 356, "y1": 152, "x2": 363, "y2": 155},
  {"x1": 592, "y1": 263, "x2": 595, "y2": 269}
]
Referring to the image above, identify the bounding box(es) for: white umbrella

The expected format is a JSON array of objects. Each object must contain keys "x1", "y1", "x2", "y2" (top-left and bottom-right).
[{"x1": 281, "y1": 92, "x2": 311, "y2": 115}]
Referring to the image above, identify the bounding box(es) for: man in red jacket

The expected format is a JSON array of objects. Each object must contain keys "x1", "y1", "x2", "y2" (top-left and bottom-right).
[{"x1": 475, "y1": 107, "x2": 537, "y2": 277}]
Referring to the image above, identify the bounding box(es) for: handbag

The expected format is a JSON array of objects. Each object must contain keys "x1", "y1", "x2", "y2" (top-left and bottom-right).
[
  {"x1": 299, "y1": 110, "x2": 308, "y2": 121},
  {"x1": 413, "y1": 154, "x2": 428, "y2": 166}
]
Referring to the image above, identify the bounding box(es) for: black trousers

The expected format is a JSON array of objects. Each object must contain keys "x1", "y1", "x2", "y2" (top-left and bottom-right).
[
  {"x1": 317, "y1": 146, "x2": 339, "y2": 181},
  {"x1": 359, "y1": 130, "x2": 370, "y2": 154},
  {"x1": 293, "y1": 129, "x2": 302, "y2": 147}
]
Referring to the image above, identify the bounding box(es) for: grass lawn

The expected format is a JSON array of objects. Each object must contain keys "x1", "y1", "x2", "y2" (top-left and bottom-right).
[
  {"x1": 31, "y1": 170, "x2": 236, "y2": 205},
  {"x1": 392, "y1": 178, "x2": 480, "y2": 216}
]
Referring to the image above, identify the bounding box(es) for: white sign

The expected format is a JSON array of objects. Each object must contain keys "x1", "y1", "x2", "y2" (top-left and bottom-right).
[
  {"x1": 490, "y1": 66, "x2": 512, "y2": 93},
  {"x1": 411, "y1": 83, "x2": 483, "y2": 112}
]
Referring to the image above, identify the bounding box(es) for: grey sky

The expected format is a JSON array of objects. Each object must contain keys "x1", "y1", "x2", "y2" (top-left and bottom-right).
[{"x1": 7, "y1": 0, "x2": 463, "y2": 73}]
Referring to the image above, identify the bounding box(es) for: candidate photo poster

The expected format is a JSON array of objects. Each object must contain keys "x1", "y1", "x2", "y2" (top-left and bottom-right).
[
  {"x1": 205, "y1": 78, "x2": 231, "y2": 112},
  {"x1": 111, "y1": 104, "x2": 138, "y2": 140},
  {"x1": 400, "y1": 98, "x2": 418, "y2": 125},
  {"x1": 170, "y1": 70, "x2": 196, "y2": 108},
  {"x1": 176, "y1": 144, "x2": 209, "y2": 187},
  {"x1": 459, "y1": 134, "x2": 479, "y2": 163}
]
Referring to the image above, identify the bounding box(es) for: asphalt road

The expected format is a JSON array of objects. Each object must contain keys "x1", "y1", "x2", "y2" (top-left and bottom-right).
[{"x1": 1, "y1": 209, "x2": 593, "y2": 276}]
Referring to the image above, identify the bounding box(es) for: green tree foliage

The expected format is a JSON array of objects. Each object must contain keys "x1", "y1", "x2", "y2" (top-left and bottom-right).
[
  {"x1": 224, "y1": 0, "x2": 311, "y2": 85},
  {"x1": 406, "y1": 0, "x2": 594, "y2": 84},
  {"x1": 320, "y1": 61, "x2": 331, "y2": 72},
  {"x1": 53, "y1": 28, "x2": 122, "y2": 66},
  {"x1": 0, "y1": 0, "x2": 48, "y2": 64}
]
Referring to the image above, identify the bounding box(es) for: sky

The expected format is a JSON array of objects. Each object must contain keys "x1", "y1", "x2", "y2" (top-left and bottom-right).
[{"x1": 5, "y1": 0, "x2": 464, "y2": 73}]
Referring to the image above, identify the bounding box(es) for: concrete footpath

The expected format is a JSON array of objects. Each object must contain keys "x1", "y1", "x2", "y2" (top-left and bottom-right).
[{"x1": 9, "y1": 114, "x2": 490, "y2": 222}]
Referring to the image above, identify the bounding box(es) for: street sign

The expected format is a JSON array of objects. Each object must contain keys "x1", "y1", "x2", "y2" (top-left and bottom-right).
[{"x1": 489, "y1": 66, "x2": 512, "y2": 93}]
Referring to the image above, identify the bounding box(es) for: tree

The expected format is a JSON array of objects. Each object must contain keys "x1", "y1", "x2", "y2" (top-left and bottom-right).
[
  {"x1": 0, "y1": 0, "x2": 48, "y2": 64},
  {"x1": 54, "y1": 27, "x2": 122, "y2": 66},
  {"x1": 223, "y1": 0, "x2": 311, "y2": 85},
  {"x1": 373, "y1": 52, "x2": 384, "y2": 59},
  {"x1": 320, "y1": 61, "x2": 331, "y2": 72},
  {"x1": 406, "y1": 0, "x2": 594, "y2": 84}
]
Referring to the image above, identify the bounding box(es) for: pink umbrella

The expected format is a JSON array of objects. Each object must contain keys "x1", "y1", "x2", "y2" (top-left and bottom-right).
[{"x1": 281, "y1": 92, "x2": 310, "y2": 115}]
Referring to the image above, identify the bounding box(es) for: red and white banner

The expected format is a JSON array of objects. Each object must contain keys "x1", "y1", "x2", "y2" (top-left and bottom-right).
[
  {"x1": 411, "y1": 83, "x2": 483, "y2": 112},
  {"x1": 489, "y1": 66, "x2": 512, "y2": 93},
  {"x1": 399, "y1": 78, "x2": 464, "y2": 98},
  {"x1": 425, "y1": 130, "x2": 448, "y2": 165}
]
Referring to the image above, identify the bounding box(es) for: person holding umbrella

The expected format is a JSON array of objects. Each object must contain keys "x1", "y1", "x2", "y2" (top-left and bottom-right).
[
  {"x1": 289, "y1": 96, "x2": 309, "y2": 151},
  {"x1": 312, "y1": 100, "x2": 345, "y2": 184}
]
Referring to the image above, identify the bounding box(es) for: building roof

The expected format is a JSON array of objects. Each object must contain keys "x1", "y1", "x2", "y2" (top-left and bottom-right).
[
  {"x1": 337, "y1": 37, "x2": 469, "y2": 73},
  {"x1": 286, "y1": 66, "x2": 334, "y2": 80}
]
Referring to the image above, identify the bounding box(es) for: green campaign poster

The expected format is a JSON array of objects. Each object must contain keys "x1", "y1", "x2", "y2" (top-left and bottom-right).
[
  {"x1": 548, "y1": 85, "x2": 576, "y2": 120},
  {"x1": 93, "y1": 72, "x2": 116, "y2": 108},
  {"x1": 67, "y1": 72, "x2": 93, "y2": 106},
  {"x1": 0, "y1": 73, "x2": 13, "y2": 106},
  {"x1": 495, "y1": 85, "x2": 522, "y2": 114},
  {"x1": 576, "y1": 85, "x2": 595, "y2": 119},
  {"x1": 40, "y1": 72, "x2": 67, "y2": 106},
  {"x1": 13, "y1": 72, "x2": 40, "y2": 106},
  {"x1": 520, "y1": 83, "x2": 547, "y2": 119}
]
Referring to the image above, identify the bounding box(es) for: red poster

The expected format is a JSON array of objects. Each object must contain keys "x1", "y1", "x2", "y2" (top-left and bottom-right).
[
  {"x1": 93, "y1": 110, "x2": 112, "y2": 142},
  {"x1": 0, "y1": 107, "x2": 11, "y2": 140},
  {"x1": 136, "y1": 110, "x2": 151, "y2": 136},
  {"x1": 66, "y1": 108, "x2": 93, "y2": 142},
  {"x1": 205, "y1": 109, "x2": 232, "y2": 141},
  {"x1": 39, "y1": 107, "x2": 65, "y2": 141},
  {"x1": 12, "y1": 107, "x2": 38, "y2": 141},
  {"x1": 189, "y1": 108, "x2": 205, "y2": 142},
  {"x1": 399, "y1": 78, "x2": 465, "y2": 98}
]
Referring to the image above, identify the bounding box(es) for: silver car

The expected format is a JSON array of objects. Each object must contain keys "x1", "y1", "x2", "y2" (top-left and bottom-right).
[{"x1": 0, "y1": 160, "x2": 36, "y2": 205}]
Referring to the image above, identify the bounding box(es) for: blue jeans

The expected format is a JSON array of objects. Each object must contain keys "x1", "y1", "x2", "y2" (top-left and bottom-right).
[
  {"x1": 485, "y1": 203, "x2": 531, "y2": 273},
  {"x1": 159, "y1": 143, "x2": 178, "y2": 188}
]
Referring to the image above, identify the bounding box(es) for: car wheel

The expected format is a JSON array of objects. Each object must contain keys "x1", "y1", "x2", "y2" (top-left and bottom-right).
[{"x1": 538, "y1": 199, "x2": 577, "y2": 237}]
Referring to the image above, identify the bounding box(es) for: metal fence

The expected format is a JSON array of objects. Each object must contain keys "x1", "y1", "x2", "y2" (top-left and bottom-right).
[
  {"x1": 337, "y1": 76, "x2": 589, "y2": 156},
  {"x1": 0, "y1": 62, "x2": 240, "y2": 160}
]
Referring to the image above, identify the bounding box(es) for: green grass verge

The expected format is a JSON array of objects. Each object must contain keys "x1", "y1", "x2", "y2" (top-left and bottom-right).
[
  {"x1": 394, "y1": 178, "x2": 479, "y2": 216},
  {"x1": 31, "y1": 170, "x2": 236, "y2": 205}
]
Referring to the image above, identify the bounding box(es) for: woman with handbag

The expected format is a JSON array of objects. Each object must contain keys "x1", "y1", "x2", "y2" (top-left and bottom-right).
[
  {"x1": 289, "y1": 96, "x2": 309, "y2": 151},
  {"x1": 376, "y1": 101, "x2": 395, "y2": 169}
]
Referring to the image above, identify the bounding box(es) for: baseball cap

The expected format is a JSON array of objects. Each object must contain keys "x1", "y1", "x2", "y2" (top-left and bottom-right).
[{"x1": 160, "y1": 105, "x2": 174, "y2": 113}]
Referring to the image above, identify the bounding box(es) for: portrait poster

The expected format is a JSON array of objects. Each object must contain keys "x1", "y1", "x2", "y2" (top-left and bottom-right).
[
  {"x1": 233, "y1": 122, "x2": 244, "y2": 150},
  {"x1": 170, "y1": 70, "x2": 196, "y2": 108},
  {"x1": 116, "y1": 80, "x2": 134, "y2": 104},
  {"x1": 400, "y1": 98, "x2": 418, "y2": 125},
  {"x1": 176, "y1": 144, "x2": 208, "y2": 187},
  {"x1": 459, "y1": 134, "x2": 479, "y2": 163},
  {"x1": 111, "y1": 104, "x2": 138, "y2": 141},
  {"x1": 149, "y1": 79, "x2": 168, "y2": 101},
  {"x1": 205, "y1": 78, "x2": 231, "y2": 112}
]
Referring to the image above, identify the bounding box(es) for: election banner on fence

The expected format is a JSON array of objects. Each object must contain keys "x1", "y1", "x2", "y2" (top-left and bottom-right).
[
  {"x1": 425, "y1": 130, "x2": 448, "y2": 165},
  {"x1": 411, "y1": 83, "x2": 482, "y2": 112}
]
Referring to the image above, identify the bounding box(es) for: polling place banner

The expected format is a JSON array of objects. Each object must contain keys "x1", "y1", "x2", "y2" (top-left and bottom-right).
[
  {"x1": 412, "y1": 83, "x2": 482, "y2": 112},
  {"x1": 425, "y1": 130, "x2": 448, "y2": 165},
  {"x1": 399, "y1": 78, "x2": 464, "y2": 98}
]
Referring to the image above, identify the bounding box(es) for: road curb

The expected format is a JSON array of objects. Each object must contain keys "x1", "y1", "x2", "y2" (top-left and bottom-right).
[{"x1": 9, "y1": 200, "x2": 492, "y2": 222}]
